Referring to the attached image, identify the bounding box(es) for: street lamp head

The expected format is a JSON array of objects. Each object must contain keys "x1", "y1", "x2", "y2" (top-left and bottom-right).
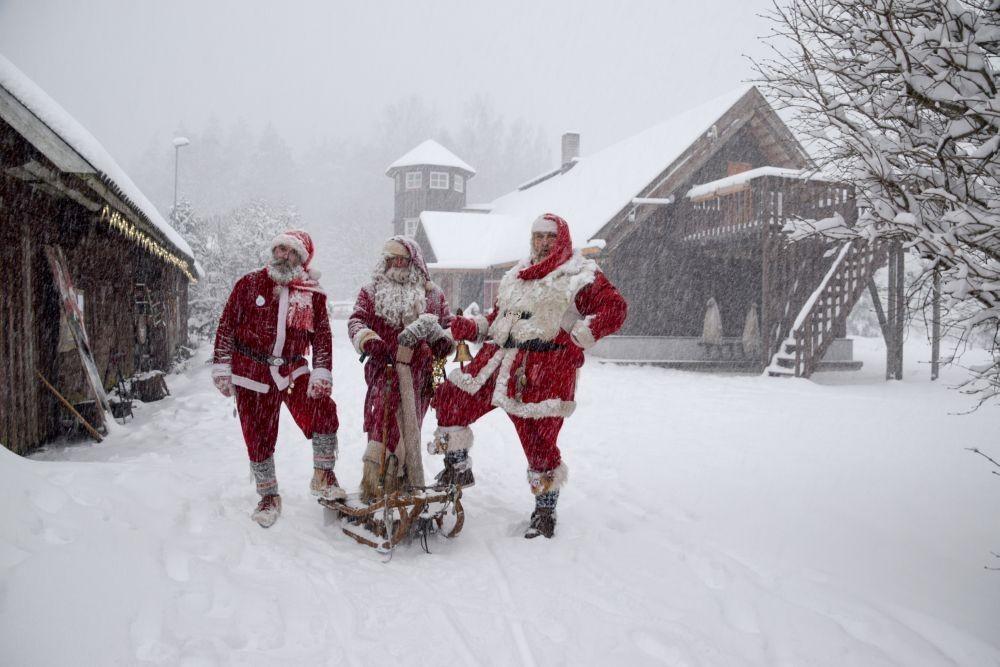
[{"x1": 172, "y1": 137, "x2": 190, "y2": 148}]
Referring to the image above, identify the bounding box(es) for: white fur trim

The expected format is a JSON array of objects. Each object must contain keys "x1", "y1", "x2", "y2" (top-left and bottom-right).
[
  {"x1": 488, "y1": 252, "x2": 597, "y2": 347},
  {"x1": 570, "y1": 317, "x2": 597, "y2": 350},
  {"x1": 447, "y1": 346, "x2": 507, "y2": 395},
  {"x1": 527, "y1": 462, "x2": 569, "y2": 494},
  {"x1": 310, "y1": 367, "x2": 332, "y2": 383},
  {"x1": 351, "y1": 327, "x2": 380, "y2": 354},
  {"x1": 269, "y1": 287, "x2": 289, "y2": 390},
  {"x1": 496, "y1": 394, "x2": 577, "y2": 419},
  {"x1": 232, "y1": 374, "x2": 269, "y2": 393},
  {"x1": 272, "y1": 233, "x2": 309, "y2": 264},
  {"x1": 212, "y1": 363, "x2": 232, "y2": 378},
  {"x1": 290, "y1": 365, "x2": 310, "y2": 381},
  {"x1": 383, "y1": 239, "x2": 409, "y2": 257},
  {"x1": 531, "y1": 215, "x2": 558, "y2": 234},
  {"x1": 472, "y1": 315, "x2": 489, "y2": 343},
  {"x1": 431, "y1": 425, "x2": 474, "y2": 453}
]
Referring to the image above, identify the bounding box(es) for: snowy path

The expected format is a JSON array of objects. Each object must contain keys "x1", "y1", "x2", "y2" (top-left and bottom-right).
[{"x1": 2, "y1": 334, "x2": 999, "y2": 665}]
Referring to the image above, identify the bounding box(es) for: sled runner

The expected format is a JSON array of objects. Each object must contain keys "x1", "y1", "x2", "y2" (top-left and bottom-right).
[{"x1": 319, "y1": 484, "x2": 464, "y2": 553}]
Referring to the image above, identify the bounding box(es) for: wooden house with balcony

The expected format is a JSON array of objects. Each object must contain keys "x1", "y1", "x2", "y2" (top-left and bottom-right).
[{"x1": 414, "y1": 86, "x2": 901, "y2": 378}]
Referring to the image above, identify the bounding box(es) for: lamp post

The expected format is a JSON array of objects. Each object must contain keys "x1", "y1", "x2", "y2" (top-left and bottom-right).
[{"x1": 172, "y1": 136, "x2": 190, "y2": 218}]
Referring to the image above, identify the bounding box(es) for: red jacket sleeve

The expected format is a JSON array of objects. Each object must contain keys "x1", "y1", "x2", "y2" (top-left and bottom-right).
[
  {"x1": 310, "y1": 291, "x2": 333, "y2": 374},
  {"x1": 570, "y1": 271, "x2": 627, "y2": 349},
  {"x1": 213, "y1": 276, "x2": 247, "y2": 368}
]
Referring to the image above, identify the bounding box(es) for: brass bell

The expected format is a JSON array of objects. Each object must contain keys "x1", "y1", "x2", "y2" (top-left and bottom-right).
[{"x1": 453, "y1": 340, "x2": 473, "y2": 364}]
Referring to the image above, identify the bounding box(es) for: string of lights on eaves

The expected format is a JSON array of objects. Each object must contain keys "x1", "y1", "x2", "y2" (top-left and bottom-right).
[{"x1": 99, "y1": 205, "x2": 197, "y2": 283}]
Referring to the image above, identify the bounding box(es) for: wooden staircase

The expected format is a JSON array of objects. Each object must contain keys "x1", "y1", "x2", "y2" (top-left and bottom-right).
[{"x1": 767, "y1": 240, "x2": 887, "y2": 377}]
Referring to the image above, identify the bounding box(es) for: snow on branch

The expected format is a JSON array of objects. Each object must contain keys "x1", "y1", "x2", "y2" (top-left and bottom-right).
[{"x1": 754, "y1": 0, "x2": 1000, "y2": 405}]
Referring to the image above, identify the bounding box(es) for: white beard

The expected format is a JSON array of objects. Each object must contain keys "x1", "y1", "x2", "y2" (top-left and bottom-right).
[
  {"x1": 267, "y1": 261, "x2": 303, "y2": 285},
  {"x1": 372, "y1": 269, "x2": 426, "y2": 328}
]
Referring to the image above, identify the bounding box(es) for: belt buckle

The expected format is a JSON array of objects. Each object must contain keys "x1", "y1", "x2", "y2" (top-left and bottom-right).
[{"x1": 271, "y1": 356, "x2": 285, "y2": 366}]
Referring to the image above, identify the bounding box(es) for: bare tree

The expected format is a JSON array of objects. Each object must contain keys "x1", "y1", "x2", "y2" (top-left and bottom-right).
[{"x1": 753, "y1": 0, "x2": 1000, "y2": 403}]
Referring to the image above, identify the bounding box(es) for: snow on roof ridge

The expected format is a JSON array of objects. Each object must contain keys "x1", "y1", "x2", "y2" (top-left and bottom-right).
[
  {"x1": 0, "y1": 53, "x2": 195, "y2": 261},
  {"x1": 686, "y1": 166, "x2": 833, "y2": 199},
  {"x1": 385, "y1": 139, "x2": 476, "y2": 175}
]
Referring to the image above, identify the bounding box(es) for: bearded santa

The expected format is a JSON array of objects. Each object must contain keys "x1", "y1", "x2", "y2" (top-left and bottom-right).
[
  {"x1": 429, "y1": 213, "x2": 627, "y2": 538},
  {"x1": 347, "y1": 236, "x2": 454, "y2": 500}
]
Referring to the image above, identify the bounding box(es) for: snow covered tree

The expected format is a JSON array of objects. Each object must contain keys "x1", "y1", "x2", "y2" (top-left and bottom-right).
[
  {"x1": 754, "y1": 0, "x2": 1000, "y2": 403},
  {"x1": 174, "y1": 198, "x2": 298, "y2": 338}
]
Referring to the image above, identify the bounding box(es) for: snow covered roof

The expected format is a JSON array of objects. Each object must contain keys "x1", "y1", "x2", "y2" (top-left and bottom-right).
[
  {"x1": 420, "y1": 211, "x2": 525, "y2": 269},
  {"x1": 0, "y1": 54, "x2": 195, "y2": 266},
  {"x1": 686, "y1": 166, "x2": 834, "y2": 201},
  {"x1": 385, "y1": 139, "x2": 476, "y2": 176},
  {"x1": 422, "y1": 86, "x2": 757, "y2": 269}
]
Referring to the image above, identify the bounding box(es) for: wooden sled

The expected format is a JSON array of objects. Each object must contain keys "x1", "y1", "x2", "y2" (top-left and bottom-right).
[{"x1": 319, "y1": 485, "x2": 465, "y2": 553}]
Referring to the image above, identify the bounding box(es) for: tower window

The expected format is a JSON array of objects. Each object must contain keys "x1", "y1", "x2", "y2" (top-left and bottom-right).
[
  {"x1": 395, "y1": 173, "x2": 401, "y2": 193},
  {"x1": 454, "y1": 174, "x2": 464, "y2": 193},
  {"x1": 429, "y1": 171, "x2": 449, "y2": 189},
  {"x1": 405, "y1": 171, "x2": 422, "y2": 189},
  {"x1": 404, "y1": 218, "x2": 419, "y2": 237}
]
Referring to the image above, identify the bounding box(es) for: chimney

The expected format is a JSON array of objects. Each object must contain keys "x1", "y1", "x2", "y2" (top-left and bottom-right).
[{"x1": 561, "y1": 132, "x2": 580, "y2": 166}]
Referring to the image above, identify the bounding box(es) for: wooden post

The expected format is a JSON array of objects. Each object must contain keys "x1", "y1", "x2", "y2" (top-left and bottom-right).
[
  {"x1": 931, "y1": 265, "x2": 941, "y2": 380},
  {"x1": 886, "y1": 243, "x2": 897, "y2": 380},
  {"x1": 894, "y1": 241, "x2": 905, "y2": 380},
  {"x1": 36, "y1": 372, "x2": 103, "y2": 442}
]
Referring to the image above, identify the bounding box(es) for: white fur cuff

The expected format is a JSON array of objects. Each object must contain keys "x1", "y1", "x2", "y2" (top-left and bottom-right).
[
  {"x1": 473, "y1": 315, "x2": 489, "y2": 343},
  {"x1": 431, "y1": 425, "x2": 474, "y2": 453},
  {"x1": 527, "y1": 462, "x2": 569, "y2": 495},
  {"x1": 212, "y1": 363, "x2": 232, "y2": 378},
  {"x1": 570, "y1": 318, "x2": 597, "y2": 350},
  {"x1": 310, "y1": 367, "x2": 332, "y2": 383},
  {"x1": 351, "y1": 328, "x2": 380, "y2": 354}
]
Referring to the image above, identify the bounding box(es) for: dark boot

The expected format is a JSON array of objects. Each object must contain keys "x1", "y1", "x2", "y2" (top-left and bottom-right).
[
  {"x1": 524, "y1": 507, "x2": 556, "y2": 539},
  {"x1": 434, "y1": 449, "x2": 474, "y2": 488},
  {"x1": 525, "y1": 490, "x2": 559, "y2": 538}
]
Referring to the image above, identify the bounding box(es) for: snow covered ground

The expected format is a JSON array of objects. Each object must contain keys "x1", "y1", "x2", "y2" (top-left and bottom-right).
[{"x1": 2, "y1": 334, "x2": 999, "y2": 666}]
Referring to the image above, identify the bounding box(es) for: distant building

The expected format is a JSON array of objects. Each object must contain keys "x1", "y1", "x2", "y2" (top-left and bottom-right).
[
  {"x1": 386, "y1": 139, "x2": 476, "y2": 238},
  {"x1": 389, "y1": 87, "x2": 896, "y2": 377}
]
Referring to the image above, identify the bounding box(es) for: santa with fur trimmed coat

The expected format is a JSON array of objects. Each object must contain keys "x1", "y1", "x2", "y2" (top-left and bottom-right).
[
  {"x1": 348, "y1": 237, "x2": 454, "y2": 500},
  {"x1": 430, "y1": 213, "x2": 627, "y2": 538},
  {"x1": 212, "y1": 230, "x2": 344, "y2": 529}
]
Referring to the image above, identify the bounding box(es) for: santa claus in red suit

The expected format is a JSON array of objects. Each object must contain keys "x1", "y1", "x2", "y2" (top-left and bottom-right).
[
  {"x1": 348, "y1": 236, "x2": 454, "y2": 501},
  {"x1": 431, "y1": 213, "x2": 627, "y2": 538},
  {"x1": 212, "y1": 229, "x2": 343, "y2": 528}
]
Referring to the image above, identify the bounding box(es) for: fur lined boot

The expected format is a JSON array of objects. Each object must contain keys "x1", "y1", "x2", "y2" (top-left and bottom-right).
[
  {"x1": 360, "y1": 440, "x2": 405, "y2": 503},
  {"x1": 252, "y1": 494, "x2": 282, "y2": 528},
  {"x1": 428, "y1": 425, "x2": 475, "y2": 489},
  {"x1": 249, "y1": 457, "x2": 281, "y2": 527},
  {"x1": 310, "y1": 433, "x2": 346, "y2": 500},
  {"x1": 525, "y1": 491, "x2": 559, "y2": 539}
]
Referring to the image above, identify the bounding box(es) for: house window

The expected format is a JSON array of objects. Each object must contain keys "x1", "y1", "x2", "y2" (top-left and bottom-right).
[
  {"x1": 405, "y1": 171, "x2": 422, "y2": 189},
  {"x1": 454, "y1": 174, "x2": 464, "y2": 193},
  {"x1": 429, "y1": 171, "x2": 449, "y2": 189},
  {"x1": 483, "y1": 279, "x2": 500, "y2": 310},
  {"x1": 404, "y1": 218, "x2": 418, "y2": 237}
]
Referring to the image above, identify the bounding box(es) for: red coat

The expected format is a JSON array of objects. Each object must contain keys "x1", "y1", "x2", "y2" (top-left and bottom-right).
[
  {"x1": 447, "y1": 254, "x2": 627, "y2": 419},
  {"x1": 348, "y1": 283, "x2": 453, "y2": 450},
  {"x1": 214, "y1": 268, "x2": 333, "y2": 392}
]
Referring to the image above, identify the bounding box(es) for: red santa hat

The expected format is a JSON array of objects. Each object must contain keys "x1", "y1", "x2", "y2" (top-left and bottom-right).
[
  {"x1": 519, "y1": 213, "x2": 573, "y2": 280},
  {"x1": 271, "y1": 229, "x2": 321, "y2": 279}
]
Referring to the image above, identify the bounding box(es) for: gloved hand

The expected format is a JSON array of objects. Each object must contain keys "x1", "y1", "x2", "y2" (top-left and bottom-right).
[
  {"x1": 307, "y1": 376, "x2": 332, "y2": 399},
  {"x1": 398, "y1": 314, "x2": 444, "y2": 348},
  {"x1": 450, "y1": 317, "x2": 478, "y2": 342},
  {"x1": 364, "y1": 337, "x2": 391, "y2": 361},
  {"x1": 213, "y1": 374, "x2": 233, "y2": 398}
]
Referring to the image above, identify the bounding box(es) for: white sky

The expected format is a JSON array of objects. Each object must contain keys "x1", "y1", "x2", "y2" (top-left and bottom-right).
[{"x1": 0, "y1": 0, "x2": 778, "y2": 164}]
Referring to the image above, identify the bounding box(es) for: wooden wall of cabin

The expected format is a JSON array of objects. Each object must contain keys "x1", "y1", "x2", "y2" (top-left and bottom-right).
[
  {"x1": 685, "y1": 123, "x2": 778, "y2": 188},
  {"x1": 604, "y1": 208, "x2": 763, "y2": 338}
]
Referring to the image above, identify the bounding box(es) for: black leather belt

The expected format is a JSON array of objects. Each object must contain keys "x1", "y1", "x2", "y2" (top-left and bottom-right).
[
  {"x1": 235, "y1": 342, "x2": 304, "y2": 367},
  {"x1": 501, "y1": 338, "x2": 564, "y2": 352}
]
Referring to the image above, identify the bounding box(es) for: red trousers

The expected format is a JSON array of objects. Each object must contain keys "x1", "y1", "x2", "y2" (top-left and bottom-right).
[
  {"x1": 235, "y1": 378, "x2": 339, "y2": 463},
  {"x1": 435, "y1": 375, "x2": 563, "y2": 471}
]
